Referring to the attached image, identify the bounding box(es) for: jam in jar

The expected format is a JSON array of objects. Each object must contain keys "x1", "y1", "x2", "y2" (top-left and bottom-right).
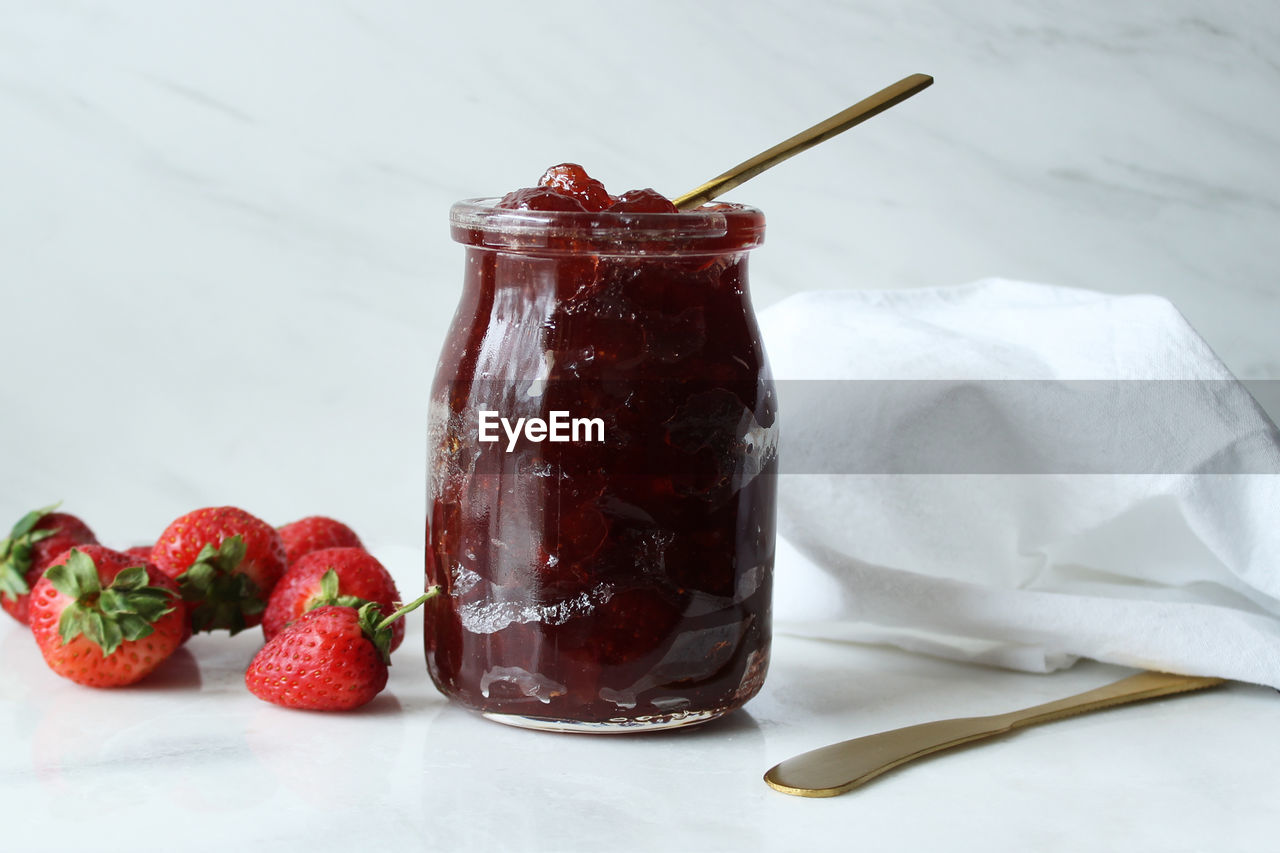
[{"x1": 426, "y1": 169, "x2": 776, "y2": 731}]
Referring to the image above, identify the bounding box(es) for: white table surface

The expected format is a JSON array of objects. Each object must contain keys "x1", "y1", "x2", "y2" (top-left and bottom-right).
[
  {"x1": 3, "y1": 2, "x2": 1278, "y2": 850},
  {"x1": 2, "y1": 582, "x2": 1276, "y2": 853}
]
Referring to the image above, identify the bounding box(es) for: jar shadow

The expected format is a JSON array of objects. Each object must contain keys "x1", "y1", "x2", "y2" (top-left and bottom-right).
[{"x1": 420, "y1": 701, "x2": 770, "y2": 850}]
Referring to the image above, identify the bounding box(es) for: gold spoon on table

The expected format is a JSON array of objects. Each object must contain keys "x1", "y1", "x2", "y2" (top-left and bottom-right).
[
  {"x1": 764, "y1": 670, "x2": 1225, "y2": 798},
  {"x1": 672, "y1": 72, "x2": 934, "y2": 210}
]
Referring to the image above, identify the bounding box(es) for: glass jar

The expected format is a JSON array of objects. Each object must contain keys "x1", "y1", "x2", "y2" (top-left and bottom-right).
[{"x1": 425, "y1": 199, "x2": 777, "y2": 732}]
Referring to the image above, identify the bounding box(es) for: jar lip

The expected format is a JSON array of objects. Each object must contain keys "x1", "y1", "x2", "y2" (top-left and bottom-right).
[{"x1": 450, "y1": 197, "x2": 765, "y2": 254}]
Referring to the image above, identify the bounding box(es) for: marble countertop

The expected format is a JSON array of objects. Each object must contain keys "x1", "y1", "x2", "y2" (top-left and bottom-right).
[
  {"x1": 3, "y1": 2, "x2": 1278, "y2": 850},
  {"x1": 3, "y1": 590, "x2": 1277, "y2": 853}
]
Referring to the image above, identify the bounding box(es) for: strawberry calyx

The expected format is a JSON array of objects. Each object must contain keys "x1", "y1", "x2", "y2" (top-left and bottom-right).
[
  {"x1": 44, "y1": 549, "x2": 178, "y2": 656},
  {"x1": 0, "y1": 503, "x2": 61, "y2": 601},
  {"x1": 177, "y1": 535, "x2": 263, "y2": 635},
  {"x1": 357, "y1": 586, "x2": 441, "y2": 664},
  {"x1": 305, "y1": 568, "x2": 372, "y2": 613}
]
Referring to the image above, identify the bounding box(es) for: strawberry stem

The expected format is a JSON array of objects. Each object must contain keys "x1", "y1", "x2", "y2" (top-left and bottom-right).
[
  {"x1": 376, "y1": 585, "x2": 441, "y2": 631},
  {"x1": 354, "y1": 586, "x2": 443, "y2": 664}
]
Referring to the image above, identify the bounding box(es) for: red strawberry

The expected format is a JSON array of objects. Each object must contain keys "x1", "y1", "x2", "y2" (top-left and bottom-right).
[
  {"x1": 263, "y1": 547, "x2": 404, "y2": 650},
  {"x1": 124, "y1": 545, "x2": 154, "y2": 561},
  {"x1": 246, "y1": 590, "x2": 438, "y2": 711},
  {"x1": 277, "y1": 516, "x2": 363, "y2": 566},
  {"x1": 150, "y1": 506, "x2": 286, "y2": 634},
  {"x1": 1, "y1": 504, "x2": 98, "y2": 624},
  {"x1": 29, "y1": 546, "x2": 183, "y2": 687}
]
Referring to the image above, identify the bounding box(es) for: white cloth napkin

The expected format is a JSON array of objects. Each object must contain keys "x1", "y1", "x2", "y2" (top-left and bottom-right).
[{"x1": 760, "y1": 279, "x2": 1280, "y2": 688}]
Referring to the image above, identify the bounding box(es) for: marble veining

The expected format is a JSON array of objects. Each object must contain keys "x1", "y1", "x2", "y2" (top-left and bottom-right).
[{"x1": 4, "y1": 0, "x2": 1277, "y2": 548}]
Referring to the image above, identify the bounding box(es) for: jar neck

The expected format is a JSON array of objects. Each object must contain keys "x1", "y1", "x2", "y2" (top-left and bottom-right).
[{"x1": 450, "y1": 199, "x2": 765, "y2": 256}]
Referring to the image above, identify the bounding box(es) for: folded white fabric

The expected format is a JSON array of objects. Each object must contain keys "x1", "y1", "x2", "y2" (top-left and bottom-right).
[{"x1": 760, "y1": 279, "x2": 1280, "y2": 688}]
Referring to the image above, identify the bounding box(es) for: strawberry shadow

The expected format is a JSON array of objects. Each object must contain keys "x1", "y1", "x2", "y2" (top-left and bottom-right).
[
  {"x1": 347, "y1": 692, "x2": 403, "y2": 716},
  {"x1": 132, "y1": 646, "x2": 202, "y2": 691}
]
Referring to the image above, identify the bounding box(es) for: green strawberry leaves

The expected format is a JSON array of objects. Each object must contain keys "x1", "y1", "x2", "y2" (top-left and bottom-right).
[
  {"x1": 177, "y1": 535, "x2": 264, "y2": 635},
  {"x1": 0, "y1": 503, "x2": 60, "y2": 601},
  {"x1": 356, "y1": 586, "x2": 441, "y2": 665},
  {"x1": 306, "y1": 568, "x2": 370, "y2": 612},
  {"x1": 356, "y1": 602, "x2": 396, "y2": 665},
  {"x1": 100, "y1": 566, "x2": 175, "y2": 627},
  {"x1": 45, "y1": 549, "x2": 178, "y2": 656},
  {"x1": 44, "y1": 547, "x2": 101, "y2": 599}
]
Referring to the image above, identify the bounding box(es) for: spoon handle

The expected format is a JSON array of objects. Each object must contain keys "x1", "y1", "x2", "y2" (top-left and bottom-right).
[
  {"x1": 672, "y1": 73, "x2": 933, "y2": 210},
  {"x1": 764, "y1": 671, "x2": 1224, "y2": 798}
]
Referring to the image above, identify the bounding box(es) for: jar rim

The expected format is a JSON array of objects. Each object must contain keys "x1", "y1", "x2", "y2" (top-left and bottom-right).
[{"x1": 450, "y1": 198, "x2": 765, "y2": 254}]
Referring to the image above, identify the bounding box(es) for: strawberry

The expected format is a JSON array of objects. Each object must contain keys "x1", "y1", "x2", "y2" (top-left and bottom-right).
[
  {"x1": 29, "y1": 546, "x2": 183, "y2": 687},
  {"x1": 124, "y1": 545, "x2": 154, "y2": 561},
  {"x1": 150, "y1": 506, "x2": 286, "y2": 634},
  {"x1": 277, "y1": 516, "x2": 363, "y2": 566},
  {"x1": 245, "y1": 590, "x2": 437, "y2": 711},
  {"x1": 1, "y1": 504, "x2": 98, "y2": 624},
  {"x1": 262, "y1": 547, "x2": 404, "y2": 650}
]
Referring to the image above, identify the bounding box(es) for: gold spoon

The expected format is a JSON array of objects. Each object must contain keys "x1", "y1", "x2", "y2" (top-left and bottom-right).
[
  {"x1": 672, "y1": 72, "x2": 934, "y2": 211},
  {"x1": 764, "y1": 670, "x2": 1225, "y2": 797}
]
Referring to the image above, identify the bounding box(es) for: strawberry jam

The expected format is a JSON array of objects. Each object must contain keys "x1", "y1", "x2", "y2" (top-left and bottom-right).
[{"x1": 427, "y1": 170, "x2": 775, "y2": 731}]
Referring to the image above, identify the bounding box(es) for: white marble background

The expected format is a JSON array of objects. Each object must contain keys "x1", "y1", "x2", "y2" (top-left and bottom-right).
[{"x1": 3, "y1": 0, "x2": 1278, "y2": 548}]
